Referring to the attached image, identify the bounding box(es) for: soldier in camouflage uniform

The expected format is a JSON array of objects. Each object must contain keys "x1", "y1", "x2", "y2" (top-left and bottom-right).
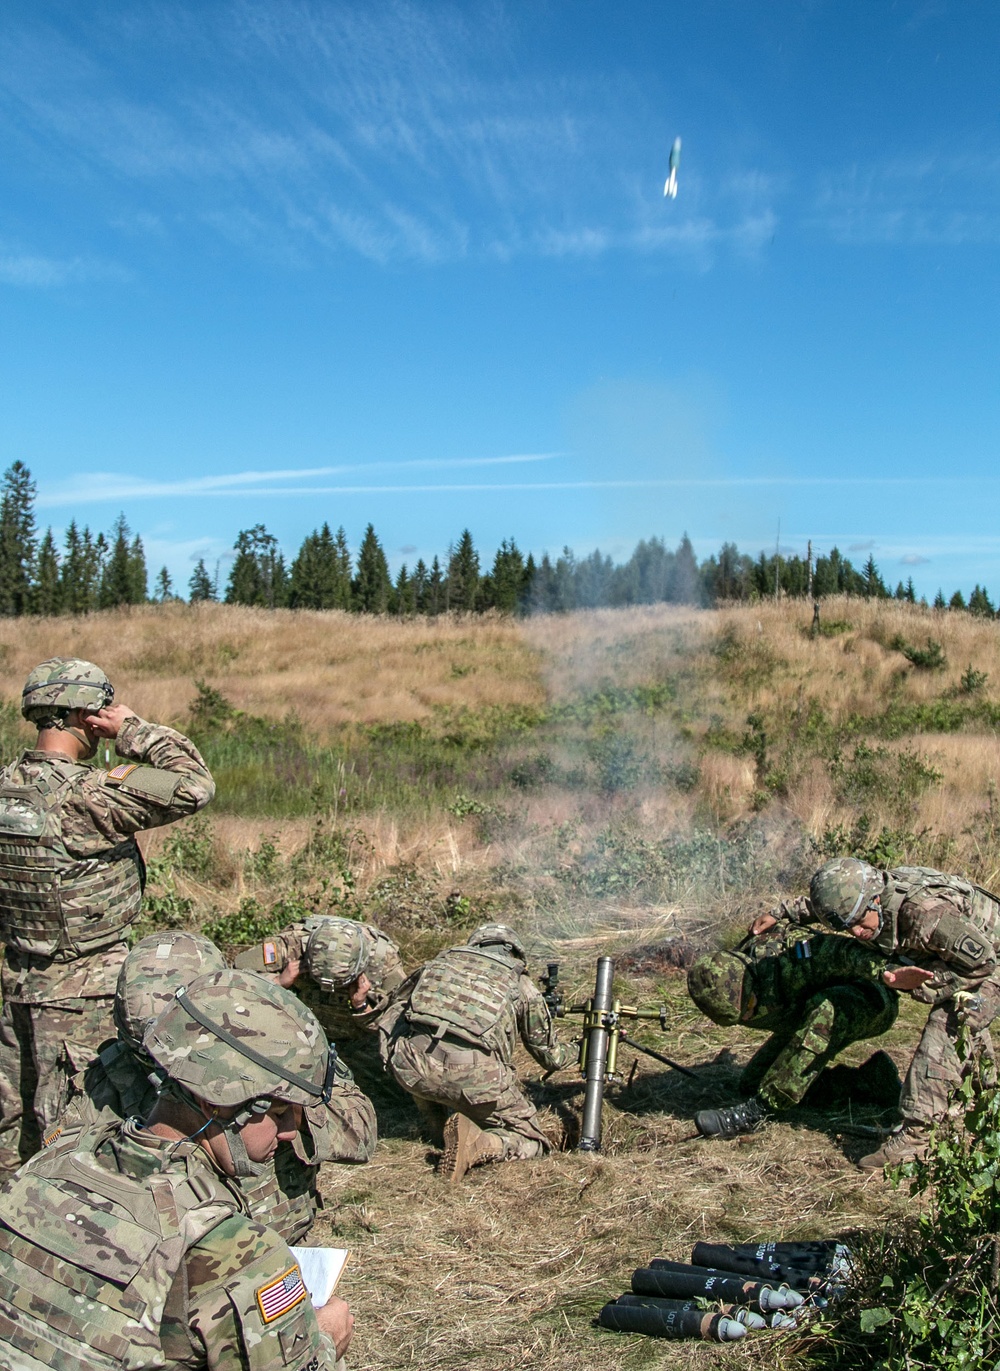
[
  {"x1": 0, "y1": 658, "x2": 215, "y2": 1168},
  {"x1": 688, "y1": 902, "x2": 901, "y2": 1139},
  {"x1": 51, "y1": 931, "x2": 377, "y2": 1242},
  {"x1": 234, "y1": 915, "x2": 406, "y2": 1090},
  {"x1": 810, "y1": 857, "x2": 1000, "y2": 1170},
  {"x1": 0, "y1": 968, "x2": 354, "y2": 1370},
  {"x1": 379, "y1": 923, "x2": 572, "y2": 1182}
]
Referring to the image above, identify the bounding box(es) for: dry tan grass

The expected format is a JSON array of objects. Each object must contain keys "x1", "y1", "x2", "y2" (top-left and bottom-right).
[{"x1": 0, "y1": 604, "x2": 544, "y2": 731}]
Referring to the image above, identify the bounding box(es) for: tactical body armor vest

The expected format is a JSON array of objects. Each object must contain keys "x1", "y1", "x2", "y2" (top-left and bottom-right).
[
  {"x1": 0, "y1": 1124, "x2": 238, "y2": 1370},
  {"x1": 405, "y1": 945, "x2": 521, "y2": 1058},
  {"x1": 0, "y1": 761, "x2": 143, "y2": 960},
  {"x1": 876, "y1": 866, "x2": 1000, "y2": 970}
]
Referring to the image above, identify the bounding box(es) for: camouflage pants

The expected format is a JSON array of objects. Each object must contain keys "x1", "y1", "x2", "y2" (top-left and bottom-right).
[
  {"x1": 388, "y1": 1033, "x2": 549, "y2": 1160},
  {"x1": 0, "y1": 996, "x2": 114, "y2": 1170},
  {"x1": 742, "y1": 983, "x2": 898, "y2": 1111},
  {"x1": 900, "y1": 1004, "x2": 995, "y2": 1128}
]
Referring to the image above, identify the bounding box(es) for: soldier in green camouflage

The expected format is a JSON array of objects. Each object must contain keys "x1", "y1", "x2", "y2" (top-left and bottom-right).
[
  {"x1": 0, "y1": 968, "x2": 355, "y2": 1371},
  {"x1": 688, "y1": 904, "x2": 901, "y2": 1139},
  {"x1": 234, "y1": 915, "x2": 406, "y2": 1090},
  {"x1": 0, "y1": 658, "x2": 215, "y2": 1169},
  {"x1": 379, "y1": 923, "x2": 572, "y2": 1182},
  {"x1": 51, "y1": 930, "x2": 377, "y2": 1242},
  {"x1": 809, "y1": 857, "x2": 1000, "y2": 1169}
]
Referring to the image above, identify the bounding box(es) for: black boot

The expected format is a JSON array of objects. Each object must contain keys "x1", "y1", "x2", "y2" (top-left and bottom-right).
[{"x1": 695, "y1": 1096, "x2": 770, "y2": 1138}]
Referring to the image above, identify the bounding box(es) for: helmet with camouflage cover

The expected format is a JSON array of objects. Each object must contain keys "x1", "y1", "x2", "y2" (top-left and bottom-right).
[
  {"x1": 113, "y1": 931, "x2": 226, "y2": 1054},
  {"x1": 304, "y1": 917, "x2": 369, "y2": 989},
  {"x1": 21, "y1": 657, "x2": 114, "y2": 725},
  {"x1": 810, "y1": 858, "x2": 886, "y2": 929},
  {"x1": 144, "y1": 968, "x2": 334, "y2": 1111},
  {"x1": 467, "y1": 923, "x2": 527, "y2": 963},
  {"x1": 687, "y1": 950, "x2": 748, "y2": 1027}
]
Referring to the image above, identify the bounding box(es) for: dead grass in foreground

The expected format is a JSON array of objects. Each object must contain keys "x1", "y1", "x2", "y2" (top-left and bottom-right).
[{"x1": 311, "y1": 972, "x2": 925, "y2": 1371}]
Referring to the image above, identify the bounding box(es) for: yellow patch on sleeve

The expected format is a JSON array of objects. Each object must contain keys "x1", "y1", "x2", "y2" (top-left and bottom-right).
[{"x1": 255, "y1": 1265, "x2": 307, "y2": 1323}]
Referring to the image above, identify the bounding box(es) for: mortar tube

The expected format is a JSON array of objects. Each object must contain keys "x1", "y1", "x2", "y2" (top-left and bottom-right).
[{"x1": 578, "y1": 956, "x2": 615, "y2": 1152}]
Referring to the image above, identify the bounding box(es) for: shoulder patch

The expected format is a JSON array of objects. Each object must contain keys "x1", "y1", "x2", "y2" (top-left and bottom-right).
[
  {"x1": 107, "y1": 762, "x2": 139, "y2": 782},
  {"x1": 256, "y1": 1264, "x2": 307, "y2": 1323},
  {"x1": 107, "y1": 764, "x2": 183, "y2": 805}
]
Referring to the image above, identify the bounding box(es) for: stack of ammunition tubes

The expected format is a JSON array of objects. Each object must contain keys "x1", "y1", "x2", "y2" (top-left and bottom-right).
[{"x1": 597, "y1": 1239, "x2": 851, "y2": 1343}]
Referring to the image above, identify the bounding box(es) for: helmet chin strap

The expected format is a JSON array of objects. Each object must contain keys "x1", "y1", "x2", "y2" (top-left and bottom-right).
[{"x1": 161, "y1": 1079, "x2": 268, "y2": 1177}]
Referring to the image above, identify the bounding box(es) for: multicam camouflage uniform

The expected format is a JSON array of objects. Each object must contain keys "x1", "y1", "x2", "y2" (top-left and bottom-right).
[
  {"x1": 234, "y1": 916, "x2": 405, "y2": 1088},
  {"x1": 52, "y1": 932, "x2": 377, "y2": 1243},
  {"x1": 0, "y1": 969, "x2": 345, "y2": 1370},
  {"x1": 687, "y1": 905, "x2": 899, "y2": 1111},
  {"x1": 380, "y1": 929, "x2": 571, "y2": 1161},
  {"x1": 812, "y1": 861, "x2": 1000, "y2": 1129},
  {"x1": 0, "y1": 660, "x2": 215, "y2": 1168}
]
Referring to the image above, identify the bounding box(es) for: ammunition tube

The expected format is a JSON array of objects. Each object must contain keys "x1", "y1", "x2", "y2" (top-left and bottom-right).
[{"x1": 599, "y1": 1301, "x2": 746, "y2": 1342}]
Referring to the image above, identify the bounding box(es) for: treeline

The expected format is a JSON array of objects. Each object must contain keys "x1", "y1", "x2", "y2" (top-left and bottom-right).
[{"x1": 2, "y1": 459, "x2": 998, "y2": 617}]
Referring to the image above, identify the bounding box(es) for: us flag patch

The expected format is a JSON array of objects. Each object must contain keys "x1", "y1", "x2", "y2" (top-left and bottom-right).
[
  {"x1": 107, "y1": 763, "x2": 138, "y2": 782},
  {"x1": 262, "y1": 941, "x2": 278, "y2": 966},
  {"x1": 256, "y1": 1265, "x2": 307, "y2": 1323}
]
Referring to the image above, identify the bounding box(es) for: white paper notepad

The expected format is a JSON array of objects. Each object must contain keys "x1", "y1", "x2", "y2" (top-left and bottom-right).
[{"x1": 289, "y1": 1247, "x2": 351, "y2": 1307}]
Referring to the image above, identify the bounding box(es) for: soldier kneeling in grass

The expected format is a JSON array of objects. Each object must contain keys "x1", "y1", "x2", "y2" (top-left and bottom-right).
[{"x1": 378, "y1": 923, "x2": 572, "y2": 1182}]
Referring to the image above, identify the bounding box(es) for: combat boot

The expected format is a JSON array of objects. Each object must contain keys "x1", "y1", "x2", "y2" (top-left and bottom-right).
[
  {"x1": 858, "y1": 1124, "x2": 929, "y2": 1172},
  {"x1": 440, "y1": 1113, "x2": 504, "y2": 1183},
  {"x1": 695, "y1": 1096, "x2": 770, "y2": 1139}
]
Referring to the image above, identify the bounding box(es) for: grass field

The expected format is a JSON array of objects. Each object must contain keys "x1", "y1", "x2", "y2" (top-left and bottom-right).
[{"x1": 5, "y1": 596, "x2": 999, "y2": 1368}]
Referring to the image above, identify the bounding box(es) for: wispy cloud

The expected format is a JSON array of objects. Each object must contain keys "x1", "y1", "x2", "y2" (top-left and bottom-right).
[
  {"x1": 36, "y1": 452, "x2": 558, "y2": 506},
  {"x1": 0, "y1": 245, "x2": 128, "y2": 287},
  {"x1": 810, "y1": 151, "x2": 1000, "y2": 246},
  {"x1": 0, "y1": 1, "x2": 776, "y2": 270}
]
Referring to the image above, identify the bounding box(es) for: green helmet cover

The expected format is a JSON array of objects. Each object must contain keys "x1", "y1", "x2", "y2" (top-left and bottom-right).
[
  {"x1": 810, "y1": 858, "x2": 885, "y2": 929},
  {"x1": 304, "y1": 917, "x2": 368, "y2": 989},
  {"x1": 114, "y1": 931, "x2": 226, "y2": 1054},
  {"x1": 21, "y1": 657, "x2": 114, "y2": 723},
  {"x1": 687, "y1": 950, "x2": 748, "y2": 1027},
  {"x1": 144, "y1": 968, "x2": 334, "y2": 1109},
  {"x1": 467, "y1": 922, "x2": 527, "y2": 963}
]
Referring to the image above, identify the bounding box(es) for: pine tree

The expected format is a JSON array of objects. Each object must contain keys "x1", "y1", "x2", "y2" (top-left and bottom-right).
[
  {"x1": 446, "y1": 530, "x2": 480, "y2": 611},
  {"x1": 412, "y1": 558, "x2": 429, "y2": 614},
  {"x1": 905, "y1": 577, "x2": 916, "y2": 603},
  {"x1": 225, "y1": 525, "x2": 287, "y2": 608},
  {"x1": 393, "y1": 564, "x2": 416, "y2": 616},
  {"x1": 100, "y1": 514, "x2": 145, "y2": 608},
  {"x1": 0, "y1": 461, "x2": 37, "y2": 616},
  {"x1": 32, "y1": 529, "x2": 62, "y2": 615},
  {"x1": 330, "y1": 527, "x2": 352, "y2": 610},
  {"x1": 933, "y1": 589, "x2": 946, "y2": 609},
  {"x1": 950, "y1": 590, "x2": 967, "y2": 611},
  {"x1": 481, "y1": 538, "x2": 525, "y2": 613},
  {"x1": 969, "y1": 585, "x2": 995, "y2": 618},
  {"x1": 289, "y1": 523, "x2": 348, "y2": 609},
  {"x1": 154, "y1": 567, "x2": 173, "y2": 602},
  {"x1": 351, "y1": 524, "x2": 391, "y2": 613},
  {"x1": 188, "y1": 558, "x2": 216, "y2": 603},
  {"x1": 862, "y1": 554, "x2": 887, "y2": 599},
  {"x1": 427, "y1": 556, "x2": 444, "y2": 616}
]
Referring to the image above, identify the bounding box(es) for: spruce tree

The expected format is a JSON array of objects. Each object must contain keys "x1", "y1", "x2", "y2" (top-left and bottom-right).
[
  {"x1": 446, "y1": 530, "x2": 480, "y2": 611},
  {"x1": 289, "y1": 523, "x2": 346, "y2": 609},
  {"x1": 669, "y1": 533, "x2": 702, "y2": 604},
  {"x1": 351, "y1": 524, "x2": 391, "y2": 613},
  {"x1": 862, "y1": 554, "x2": 887, "y2": 599},
  {"x1": 950, "y1": 590, "x2": 967, "y2": 611},
  {"x1": 481, "y1": 538, "x2": 525, "y2": 613},
  {"x1": 32, "y1": 529, "x2": 62, "y2": 615},
  {"x1": 154, "y1": 567, "x2": 173, "y2": 602},
  {"x1": 393, "y1": 564, "x2": 416, "y2": 616},
  {"x1": 427, "y1": 556, "x2": 444, "y2": 616},
  {"x1": 188, "y1": 558, "x2": 216, "y2": 603},
  {"x1": 225, "y1": 525, "x2": 287, "y2": 608},
  {"x1": 412, "y1": 558, "x2": 429, "y2": 614},
  {"x1": 0, "y1": 461, "x2": 37, "y2": 616},
  {"x1": 969, "y1": 585, "x2": 995, "y2": 618},
  {"x1": 933, "y1": 589, "x2": 946, "y2": 609},
  {"x1": 331, "y1": 527, "x2": 352, "y2": 610},
  {"x1": 100, "y1": 514, "x2": 143, "y2": 608}
]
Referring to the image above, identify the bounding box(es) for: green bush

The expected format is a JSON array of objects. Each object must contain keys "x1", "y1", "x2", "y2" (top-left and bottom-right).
[{"x1": 817, "y1": 1048, "x2": 1000, "y2": 1369}]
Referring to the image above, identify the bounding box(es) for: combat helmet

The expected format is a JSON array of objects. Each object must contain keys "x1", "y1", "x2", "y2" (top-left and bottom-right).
[
  {"x1": 467, "y1": 923, "x2": 527, "y2": 963},
  {"x1": 21, "y1": 657, "x2": 114, "y2": 725},
  {"x1": 144, "y1": 968, "x2": 336, "y2": 1176},
  {"x1": 114, "y1": 931, "x2": 226, "y2": 1055},
  {"x1": 304, "y1": 917, "x2": 369, "y2": 989},
  {"x1": 810, "y1": 858, "x2": 886, "y2": 930},
  {"x1": 687, "y1": 950, "x2": 748, "y2": 1027}
]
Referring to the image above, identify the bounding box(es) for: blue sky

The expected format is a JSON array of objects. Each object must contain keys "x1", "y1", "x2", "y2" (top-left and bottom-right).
[{"x1": 1, "y1": 0, "x2": 998, "y2": 598}]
